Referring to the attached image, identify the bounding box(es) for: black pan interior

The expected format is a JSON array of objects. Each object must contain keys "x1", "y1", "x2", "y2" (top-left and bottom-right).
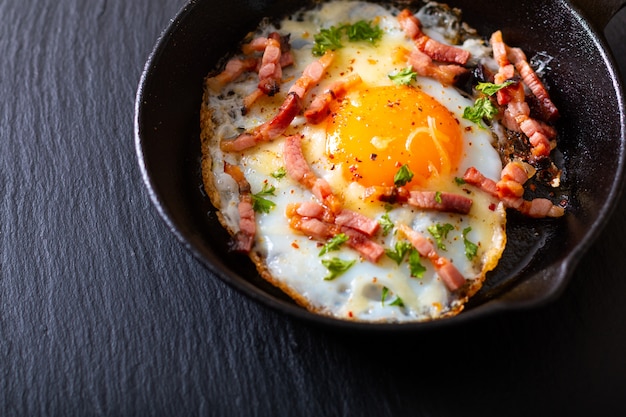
[{"x1": 135, "y1": 0, "x2": 625, "y2": 330}]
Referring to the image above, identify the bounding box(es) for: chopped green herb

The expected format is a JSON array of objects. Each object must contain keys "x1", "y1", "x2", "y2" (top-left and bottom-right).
[
  {"x1": 319, "y1": 233, "x2": 349, "y2": 256},
  {"x1": 388, "y1": 296, "x2": 405, "y2": 307},
  {"x1": 312, "y1": 20, "x2": 382, "y2": 56},
  {"x1": 454, "y1": 177, "x2": 466, "y2": 185},
  {"x1": 344, "y1": 20, "x2": 383, "y2": 43},
  {"x1": 271, "y1": 167, "x2": 287, "y2": 179},
  {"x1": 385, "y1": 240, "x2": 413, "y2": 265},
  {"x1": 381, "y1": 286, "x2": 390, "y2": 305},
  {"x1": 388, "y1": 67, "x2": 417, "y2": 85},
  {"x1": 379, "y1": 213, "x2": 394, "y2": 236},
  {"x1": 435, "y1": 191, "x2": 443, "y2": 204},
  {"x1": 381, "y1": 286, "x2": 404, "y2": 307},
  {"x1": 393, "y1": 164, "x2": 414, "y2": 187},
  {"x1": 462, "y1": 227, "x2": 479, "y2": 260},
  {"x1": 251, "y1": 183, "x2": 276, "y2": 213},
  {"x1": 322, "y1": 257, "x2": 356, "y2": 280},
  {"x1": 462, "y1": 97, "x2": 499, "y2": 128},
  {"x1": 475, "y1": 81, "x2": 514, "y2": 96},
  {"x1": 408, "y1": 249, "x2": 426, "y2": 278},
  {"x1": 427, "y1": 223, "x2": 454, "y2": 251},
  {"x1": 312, "y1": 26, "x2": 344, "y2": 56}
]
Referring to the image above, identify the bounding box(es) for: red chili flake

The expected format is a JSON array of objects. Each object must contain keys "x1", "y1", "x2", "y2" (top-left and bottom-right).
[
  {"x1": 489, "y1": 203, "x2": 496, "y2": 211},
  {"x1": 291, "y1": 241, "x2": 300, "y2": 249},
  {"x1": 348, "y1": 311, "x2": 353, "y2": 318},
  {"x1": 370, "y1": 153, "x2": 378, "y2": 161}
]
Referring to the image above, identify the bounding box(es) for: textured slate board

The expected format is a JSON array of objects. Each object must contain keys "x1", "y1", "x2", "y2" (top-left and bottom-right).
[{"x1": 1, "y1": 1, "x2": 625, "y2": 416}]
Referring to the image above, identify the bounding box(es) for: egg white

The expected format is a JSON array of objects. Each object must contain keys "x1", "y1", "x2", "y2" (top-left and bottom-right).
[{"x1": 203, "y1": 0, "x2": 506, "y2": 322}]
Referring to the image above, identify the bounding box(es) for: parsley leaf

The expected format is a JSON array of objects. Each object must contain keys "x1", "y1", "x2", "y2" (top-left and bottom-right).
[
  {"x1": 454, "y1": 177, "x2": 466, "y2": 185},
  {"x1": 388, "y1": 67, "x2": 417, "y2": 85},
  {"x1": 427, "y1": 223, "x2": 454, "y2": 251},
  {"x1": 393, "y1": 164, "x2": 414, "y2": 187},
  {"x1": 462, "y1": 227, "x2": 479, "y2": 260},
  {"x1": 381, "y1": 286, "x2": 404, "y2": 307},
  {"x1": 312, "y1": 26, "x2": 344, "y2": 56},
  {"x1": 319, "y1": 233, "x2": 349, "y2": 256},
  {"x1": 389, "y1": 296, "x2": 405, "y2": 307},
  {"x1": 385, "y1": 240, "x2": 413, "y2": 265},
  {"x1": 379, "y1": 213, "x2": 394, "y2": 236},
  {"x1": 312, "y1": 20, "x2": 382, "y2": 56},
  {"x1": 435, "y1": 191, "x2": 443, "y2": 204},
  {"x1": 344, "y1": 20, "x2": 382, "y2": 43},
  {"x1": 462, "y1": 97, "x2": 499, "y2": 128},
  {"x1": 476, "y1": 81, "x2": 514, "y2": 96},
  {"x1": 322, "y1": 257, "x2": 356, "y2": 280},
  {"x1": 251, "y1": 183, "x2": 276, "y2": 213},
  {"x1": 408, "y1": 249, "x2": 426, "y2": 278},
  {"x1": 271, "y1": 167, "x2": 287, "y2": 179}
]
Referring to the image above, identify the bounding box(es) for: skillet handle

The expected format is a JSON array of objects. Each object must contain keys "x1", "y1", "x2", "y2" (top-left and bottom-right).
[{"x1": 569, "y1": 0, "x2": 626, "y2": 30}]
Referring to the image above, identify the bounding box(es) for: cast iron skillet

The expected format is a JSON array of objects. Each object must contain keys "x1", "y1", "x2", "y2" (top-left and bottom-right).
[{"x1": 135, "y1": 0, "x2": 626, "y2": 330}]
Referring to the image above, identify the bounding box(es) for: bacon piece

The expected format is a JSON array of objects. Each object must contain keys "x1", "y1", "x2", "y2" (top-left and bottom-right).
[
  {"x1": 507, "y1": 47, "x2": 559, "y2": 121},
  {"x1": 465, "y1": 166, "x2": 565, "y2": 218},
  {"x1": 432, "y1": 257, "x2": 466, "y2": 292},
  {"x1": 286, "y1": 206, "x2": 384, "y2": 262},
  {"x1": 408, "y1": 49, "x2": 468, "y2": 87},
  {"x1": 242, "y1": 36, "x2": 270, "y2": 54},
  {"x1": 283, "y1": 134, "x2": 341, "y2": 212},
  {"x1": 288, "y1": 51, "x2": 335, "y2": 99},
  {"x1": 397, "y1": 9, "x2": 470, "y2": 65},
  {"x1": 304, "y1": 74, "x2": 362, "y2": 124},
  {"x1": 463, "y1": 167, "x2": 498, "y2": 197},
  {"x1": 335, "y1": 209, "x2": 380, "y2": 237},
  {"x1": 206, "y1": 57, "x2": 259, "y2": 91},
  {"x1": 292, "y1": 201, "x2": 326, "y2": 219},
  {"x1": 407, "y1": 191, "x2": 473, "y2": 214},
  {"x1": 223, "y1": 162, "x2": 256, "y2": 252},
  {"x1": 257, "y1": 35, "x2": 282, "y2": 96},
  {"x1": 398, "y1": 224, "x2": 465, "y2": 291},
  {"x1": 341, "y1": 227, "x2": 385, "y2": 263},
  {"x1": 221, "y1": 92, "x2": 302, "y2": 152},
  {"x1": 397, "y1": 223, "x2": 436, "y2": 258}
]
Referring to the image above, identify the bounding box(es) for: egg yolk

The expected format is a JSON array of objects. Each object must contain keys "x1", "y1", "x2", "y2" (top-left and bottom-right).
[{"x1": 326, "y1": 85, "x2": 463, "y2": 188}]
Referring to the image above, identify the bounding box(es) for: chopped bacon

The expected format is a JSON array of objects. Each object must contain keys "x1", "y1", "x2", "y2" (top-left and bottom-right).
[
  {"x1": 407, "y1": 191, "x2": 473, "y2": 214},
  {"x1": 283, "y1": 134, "x2": 341, "y2": 212},
  {"x1": 292, "y1": 201, "x2": 326, "y2": 219},
  {"x1": 335, "y1": 209, "x2": 380, "y2": 237},
  {"x1": 221, "y1": 92, "x2": 302, "y2": 152},
  {"x1": 288, "y1": 51, "x2": 335, "y2": 99},
  {"x1": 397, "y1": 9, "x2": 470, "y2": 65},
  {"x1": 206, "y1": 57, "x2": 259, "y2": 92},
  {"x1": 397, "y1": 223, "x2": 436, "y2": 258},
  {"x1": 464, "y1": 166, "x2": 565, "y2": 218},
  {"x1": 341, "y1": 227, "x2": 385, "y2": 263},
  {"x1": 304, "y1": 74, "x2": 362, "y2": 124},
  {"x1": 507, "y1": 47, "x2": 559, "y2": 121},
  {"x1": 490, "y1": 31, "x2": 559, "y2": 158},
  {"x1": 223, "y1": 162, "x2": 256, "y2": 252},
  {"x1": 242, "y1": 36, "x2": 270, "y2": 54},
  {"x1": 432, "y1": 257, "x2": 466, "y2": 292},
  {"x1": 286, "y1": 206, "x2": 384, "y2": 262},
  {"x1": 257, "y1": 35, "x2": 282, "y2": 96},
  {"x1": 463, "y1": 167, "x2": 498, "y2": 197},
  {"x1": 398, "y1": 224, "x2": 466, "y2": 291},
  {"x1": 408, "y1": 49, "x2": 468, "y2": 87},
  {"x1": 363, "y1": 185, "x2": 411, "y2": 204}
]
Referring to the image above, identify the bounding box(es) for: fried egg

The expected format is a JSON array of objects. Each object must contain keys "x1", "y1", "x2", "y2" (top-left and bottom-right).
[{"x1": 201, "y1": 0, "x2": 507, "y2": 322}]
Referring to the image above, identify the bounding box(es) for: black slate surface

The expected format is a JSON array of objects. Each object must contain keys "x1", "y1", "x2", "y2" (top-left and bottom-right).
[{"x1": 1, "y1": 1, "x2": 625, "y2": 416}]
